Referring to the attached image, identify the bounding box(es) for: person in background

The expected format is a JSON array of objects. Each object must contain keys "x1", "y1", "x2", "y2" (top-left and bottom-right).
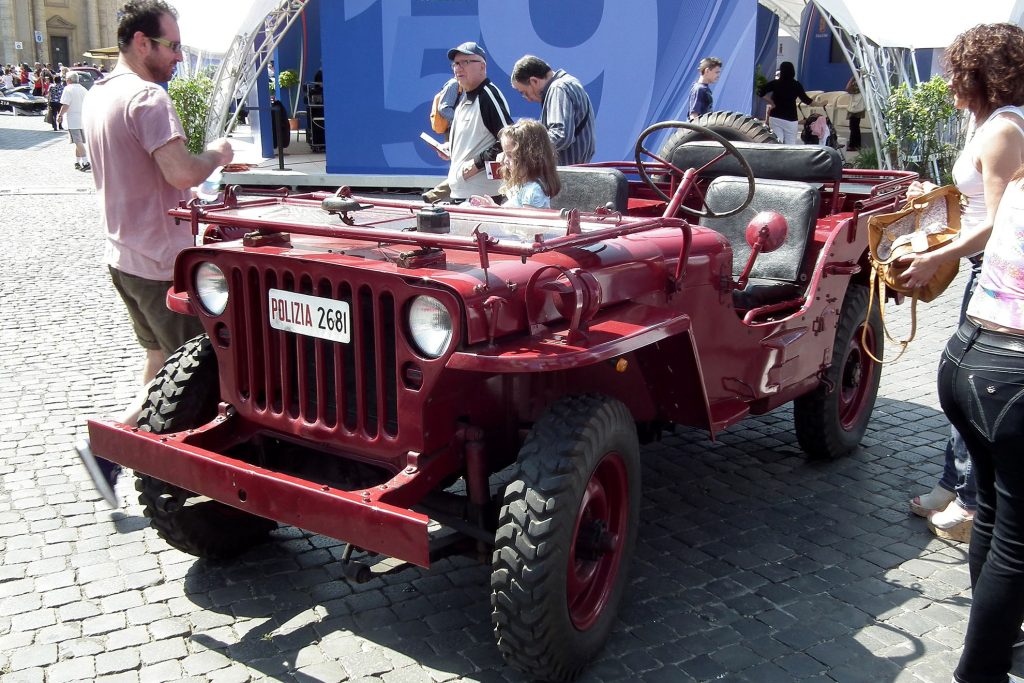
[
  {"x1": 757, "y1": 61, "x2": 812, "y2": 144},
  {"x1": 510, "y1": 55, "x2": 595, "y2": 165},
  {"x1": 57, "y1": 71, "x2": 90, "y2": 171},
  {"x1": 845, "y1": 75, "x2": 864, "y2": 152},
  {"x1": 687, "y1": 56, "x2": 722, "y2": 121},
  {"x1": 902, "y1": 23, "x2": 1024, "y2": 546},
  {"x1": 2, "y1": 66, "x2": 14, "y2": 91},
  {"x1": 47, "y1": 74, "x2": 64, "y2": 131},
  {"x1": 470, "y1": 119, "x2": 561, "y2": 209},
  {"x1": 422, "y1": 77, "x2": 460, "y2": 204},
  {"x1": 74, "y1": 0, "x2": 233, "y2": 507},
  {"x1": 440, "y1": 41, "x2": 512, "y2": 203}
]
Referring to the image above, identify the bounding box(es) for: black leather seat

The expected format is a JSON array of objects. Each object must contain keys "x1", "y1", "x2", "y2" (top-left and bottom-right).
[
  {"x1": 668, "y1": 141, "x2": 844, "y2": 183},
  {"x1": 702, "y1": 176, "x2": 821, "y2": 311},
  {"x1": 549, "y1": 167, "x2": 629, "y2": 213}
]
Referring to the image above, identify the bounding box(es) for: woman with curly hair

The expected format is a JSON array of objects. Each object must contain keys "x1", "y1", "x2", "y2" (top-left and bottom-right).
[
  {"x1": 899, "y1": 22, "x2": 1024, "y2": 683},
  {"x1": 905, "y1": 22, "x2": 1024, "y2": 546},
  {"x1": 471, "y1": 119, "x2": 561, "y2": 209}
]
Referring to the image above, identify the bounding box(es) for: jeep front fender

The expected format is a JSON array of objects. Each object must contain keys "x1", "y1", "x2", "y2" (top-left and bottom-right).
[{"x1": 446, "y1": 305, "x2": 691, "y2": 373}]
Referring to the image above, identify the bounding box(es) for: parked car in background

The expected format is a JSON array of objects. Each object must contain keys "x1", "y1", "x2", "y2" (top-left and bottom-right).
[
  {"x1": 0, "y1": 86, "x2": 48, "y2": 115},
  {"x1": 69, "y1": 66, "x2": 103, "y2": 90}
]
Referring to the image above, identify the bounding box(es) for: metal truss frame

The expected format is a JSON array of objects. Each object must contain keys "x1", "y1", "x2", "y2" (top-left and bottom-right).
[{"x1": 205, "y1": 0, "x2": 311, "y2": 143}]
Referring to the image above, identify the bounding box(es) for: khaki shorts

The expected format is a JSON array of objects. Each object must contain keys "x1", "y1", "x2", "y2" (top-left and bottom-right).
[
  {"x1": 108, "y1": 266, "x2": 203, "y2": 354},
  {"x1": 68, "y1": 128, "x2": 85, "y2": 145}
]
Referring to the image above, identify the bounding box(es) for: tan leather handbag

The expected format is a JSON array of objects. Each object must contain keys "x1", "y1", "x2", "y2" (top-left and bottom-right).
[{"x1": 863, "y1": 185, "x2": 963, "y2": 362}]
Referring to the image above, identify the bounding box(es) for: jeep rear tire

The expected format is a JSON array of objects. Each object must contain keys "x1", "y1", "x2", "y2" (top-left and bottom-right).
[
  {"x1": 794, "y1": 284, "x2": 883, "y2": 459},
  {"x1": 658, "y1": 110, "x2": 778, "y2": 158},
  {"x1": 136, "y1": 334, "x2": 276, "y2": 559},
  {"x1": 491, "y1": 394, "x2": 640, "y2": 682}
]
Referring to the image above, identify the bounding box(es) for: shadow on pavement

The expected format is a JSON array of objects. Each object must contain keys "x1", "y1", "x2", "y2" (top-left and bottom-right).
[
  {"x1": 167, "y1": 396, "x2": 1016, "y2": 682},
  {"x1": 0, "y1": 119, "x2": 66, "y2": 151}
]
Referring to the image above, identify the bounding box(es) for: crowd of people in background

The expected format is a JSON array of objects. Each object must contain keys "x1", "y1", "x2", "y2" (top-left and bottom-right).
[{"x1": 1, "y1": 61, "x2": 109, "y2": 94}]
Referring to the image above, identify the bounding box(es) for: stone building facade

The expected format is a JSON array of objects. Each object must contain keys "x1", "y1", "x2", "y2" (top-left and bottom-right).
[{"x1": 0, "y1": 0, "x2": 121, "y2": 68}]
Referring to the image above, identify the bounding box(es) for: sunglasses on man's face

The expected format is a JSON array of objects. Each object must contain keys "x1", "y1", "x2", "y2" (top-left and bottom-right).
[{"x1": 147, "y1": 36, "x2": 182, "y2": 53}]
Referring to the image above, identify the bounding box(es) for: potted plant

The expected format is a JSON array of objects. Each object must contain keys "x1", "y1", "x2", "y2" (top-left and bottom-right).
[{"x1": 277, "y1": 68, "x2": 300, "y2": 130}]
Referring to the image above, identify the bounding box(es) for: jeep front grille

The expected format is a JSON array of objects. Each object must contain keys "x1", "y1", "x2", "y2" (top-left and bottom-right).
[{"x1": 229, "y1": 266, "x2": 399, "y2": 437}]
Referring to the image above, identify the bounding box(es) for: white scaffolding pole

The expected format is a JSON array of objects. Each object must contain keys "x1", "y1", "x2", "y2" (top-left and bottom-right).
[{"x1": 814, "y1": 6, "x2": 892, "y2": 168}]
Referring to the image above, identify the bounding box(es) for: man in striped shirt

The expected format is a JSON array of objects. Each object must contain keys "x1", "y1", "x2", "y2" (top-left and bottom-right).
[
  {"x1": 511, "y1": 55, "x2": 596, "y2": 165},
  {"x1": 444, "y1": 42, "x2": 513, "y2": 202}
]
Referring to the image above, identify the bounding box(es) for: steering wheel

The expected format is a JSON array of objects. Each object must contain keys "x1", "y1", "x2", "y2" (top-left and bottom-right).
[{"x1": 634, "y1": 121, "x2": 756, "y2": 218}]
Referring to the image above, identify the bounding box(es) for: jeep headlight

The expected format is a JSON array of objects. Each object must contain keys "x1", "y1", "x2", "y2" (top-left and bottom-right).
[
  {"x1": 408, "y1": 296, "x2": 452, "y2": 358},
  {"x1": 195, "y1": 262, "x2": 228, "y2": 315}
]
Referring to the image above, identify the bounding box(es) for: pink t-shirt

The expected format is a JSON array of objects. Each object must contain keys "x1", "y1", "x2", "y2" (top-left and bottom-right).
[
  {"x1": 83, "y1": 69, "x2": 190, "y2": 281},
  {"x1": 967, "y1": 178, "x2": 1024, "y2": 331}
]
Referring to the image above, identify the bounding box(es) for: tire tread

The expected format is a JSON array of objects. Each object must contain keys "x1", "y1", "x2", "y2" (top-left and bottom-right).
[
  {"x1": 135, "y1": 335, "x2": 275, "y2": 559},
  {"x1": 490, "y1": 394, "x2": 639, "y2": 682}
]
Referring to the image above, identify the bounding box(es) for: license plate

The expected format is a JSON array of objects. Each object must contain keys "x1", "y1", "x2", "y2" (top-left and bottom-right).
[{"x1": 268, "y1": 288, "x2": 350, "y2": 343}]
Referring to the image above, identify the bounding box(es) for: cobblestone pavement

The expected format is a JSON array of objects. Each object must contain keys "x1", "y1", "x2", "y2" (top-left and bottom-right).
[{"x1": 2, "y1": 112, "x2": 1022, "y2": 683}]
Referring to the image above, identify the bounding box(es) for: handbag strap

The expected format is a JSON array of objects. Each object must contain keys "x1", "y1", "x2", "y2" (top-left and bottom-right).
[{"x1": 863, "y1": 268, "x2": 917, "y2": 364}]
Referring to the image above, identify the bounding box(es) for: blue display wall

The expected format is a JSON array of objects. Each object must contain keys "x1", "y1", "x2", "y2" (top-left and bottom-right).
[{"x1": 318, "y1": 0, "x2": 757, "y2": 176}]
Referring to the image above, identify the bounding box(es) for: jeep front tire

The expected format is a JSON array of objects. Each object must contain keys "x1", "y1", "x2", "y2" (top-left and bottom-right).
[
  {"x1": 136, "y1": 334, "x2": 277, "y2": 559},
  {"x1": 490, "y1": 394, "x2": 640, "y2": 682}
]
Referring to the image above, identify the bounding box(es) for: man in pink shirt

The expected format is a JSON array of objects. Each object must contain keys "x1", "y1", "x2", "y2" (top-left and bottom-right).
[{"x1": 75, "y1": 0, "x2": 233, "y2": 507}]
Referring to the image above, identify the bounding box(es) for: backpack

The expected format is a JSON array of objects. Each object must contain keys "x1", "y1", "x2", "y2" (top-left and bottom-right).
[{"x1": 430, "y1": 91, "x2": 449, "y2": 135}]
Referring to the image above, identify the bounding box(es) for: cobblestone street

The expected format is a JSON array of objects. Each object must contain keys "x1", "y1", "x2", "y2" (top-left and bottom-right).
[{"x1": 2, "y1": 111, "x2": 1022, "y2": 683}]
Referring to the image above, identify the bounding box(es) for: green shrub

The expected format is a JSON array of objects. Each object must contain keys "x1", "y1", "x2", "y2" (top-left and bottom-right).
[
  {"x1": 168, "y1": 74, "x2": 215, "y2": 155},
  {"x1": 884, "y1": 76, "x2": 960, "y2": 181},
  {"x1": 853, "y1": 146, "x2": 878, "y2": 169}
]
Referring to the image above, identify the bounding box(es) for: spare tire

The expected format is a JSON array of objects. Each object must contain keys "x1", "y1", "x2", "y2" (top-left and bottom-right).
[{"x1": 658, "y1": 111, "x2": 777, "y2": 159}]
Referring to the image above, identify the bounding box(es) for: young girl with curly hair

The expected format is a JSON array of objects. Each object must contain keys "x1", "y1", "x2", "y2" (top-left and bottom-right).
[{"x1": 471, "y1": 119, "x2": 560, "y2": 208}]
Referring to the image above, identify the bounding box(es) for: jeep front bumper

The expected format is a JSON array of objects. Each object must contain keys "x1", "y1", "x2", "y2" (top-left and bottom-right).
[{"x1": 87, "y1": 415, "x2": 432, "y2": 567}]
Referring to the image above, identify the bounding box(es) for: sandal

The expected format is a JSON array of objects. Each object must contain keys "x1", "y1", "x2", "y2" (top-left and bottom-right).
[
  {"x1": 910, "y1": 484, "x2": 955, "y2": 518},
  {"x1": 927, "y1": 500, "x2": 974, "y2": 543}
]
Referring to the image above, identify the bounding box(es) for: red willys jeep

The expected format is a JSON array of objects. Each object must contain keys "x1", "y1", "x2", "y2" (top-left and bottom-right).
[{"x1": 88, "y1": 122, "x2": 915, "y2": 682}]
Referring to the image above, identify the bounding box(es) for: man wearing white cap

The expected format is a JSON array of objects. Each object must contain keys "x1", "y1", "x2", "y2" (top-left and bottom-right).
[{"x1": 443, "y1": 41, "x2": 513, "y2": 201}]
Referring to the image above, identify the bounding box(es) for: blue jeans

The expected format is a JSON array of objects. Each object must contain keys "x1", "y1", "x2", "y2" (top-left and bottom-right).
[
  {"x1": 940, "y1": 320, "x2": 1024, "y2": 683},
  {"x1": 938, "y1": 259, "x2": 983, "y2": 510}
]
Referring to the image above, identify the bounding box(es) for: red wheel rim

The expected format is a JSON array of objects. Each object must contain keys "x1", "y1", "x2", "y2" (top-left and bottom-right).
[
  {"x1": 567, "y1": 451, "x2": 629, "y2": 631},
  {"x1": 838, "y1": 322, "x2": 877, "y2": 430}
]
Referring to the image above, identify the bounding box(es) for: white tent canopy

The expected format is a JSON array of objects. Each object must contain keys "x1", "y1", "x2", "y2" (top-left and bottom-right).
[
  {"x1": 758, "y1": 0, "x2": 807, "y2": 37},
  {"x1": 170, "y1": 0, "x2": 280, "y2": 56},
  {"x1": 813, "y1": 0, "x2": 1024, "y2": 48},
  {"x1": 760, "y1": 0, "x2": 1024, "y2": 49}
]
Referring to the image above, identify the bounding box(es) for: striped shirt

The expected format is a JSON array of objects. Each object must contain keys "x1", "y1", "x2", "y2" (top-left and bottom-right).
[{"x1": 540, "y1": 70, "x2": 595, "y2": 165}]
